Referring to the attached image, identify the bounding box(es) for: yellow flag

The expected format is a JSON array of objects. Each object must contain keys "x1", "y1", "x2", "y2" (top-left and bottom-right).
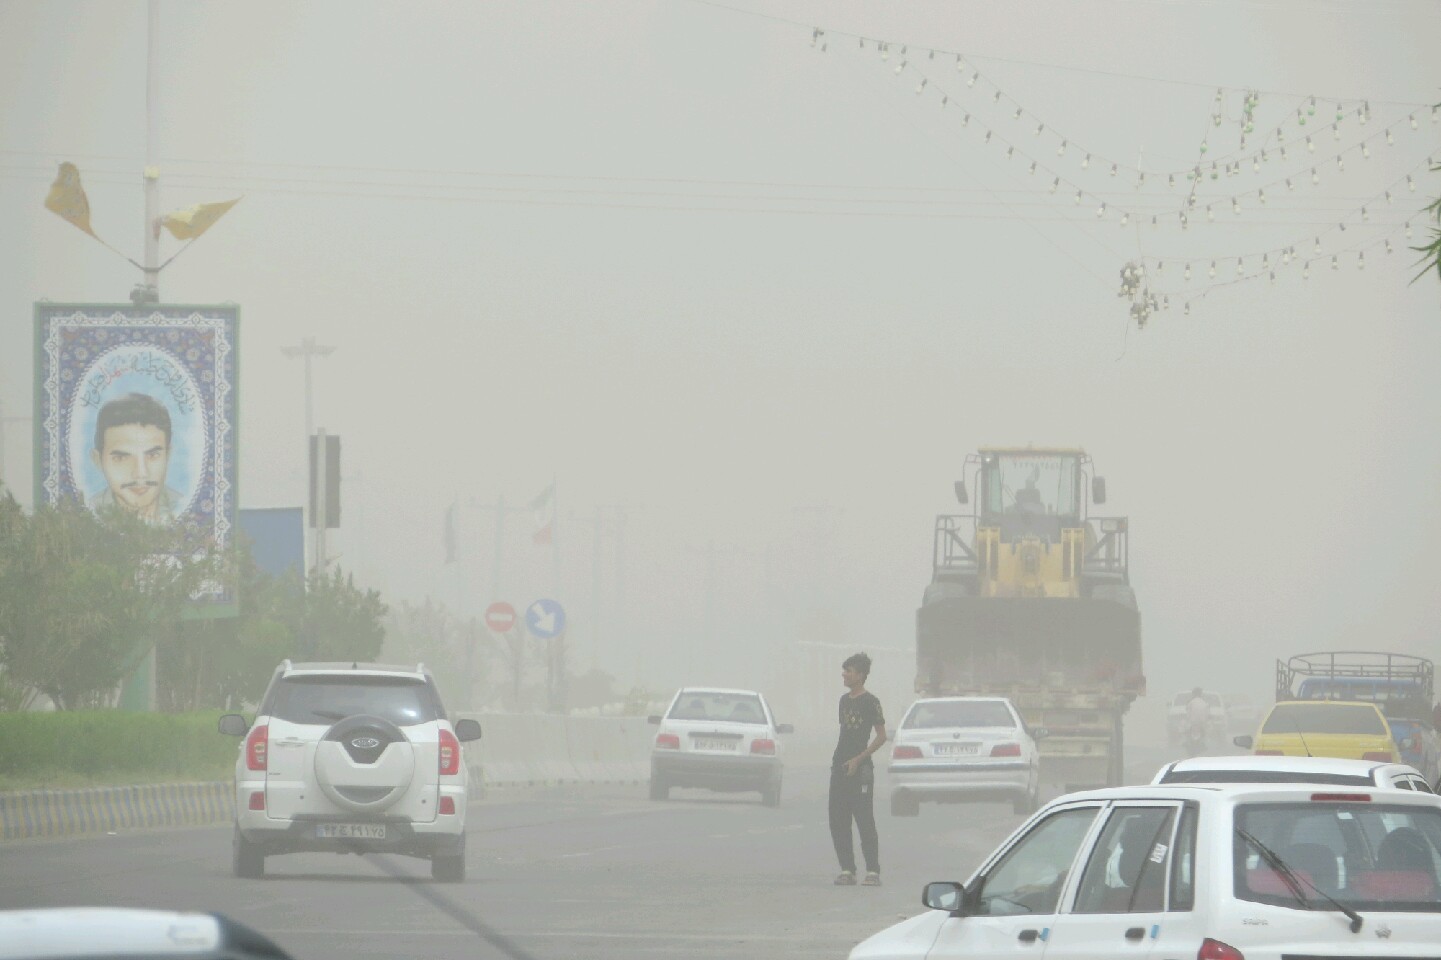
[
  {"x1": 161, "y1": 197, "x2": 241, "y2": 240},
  {"x1": 44, "y1": 162, "x2": 94, "y2": 237}
]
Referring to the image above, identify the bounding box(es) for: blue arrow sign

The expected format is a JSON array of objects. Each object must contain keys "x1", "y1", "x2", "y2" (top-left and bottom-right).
[{"x1": 525, "y1": 598, "x2": 566, "y2": 639}]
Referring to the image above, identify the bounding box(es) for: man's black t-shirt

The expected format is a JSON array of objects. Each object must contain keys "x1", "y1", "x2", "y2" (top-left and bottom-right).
[{"x1": 833, "y1": 691, "x2": 885, "y2": 771}]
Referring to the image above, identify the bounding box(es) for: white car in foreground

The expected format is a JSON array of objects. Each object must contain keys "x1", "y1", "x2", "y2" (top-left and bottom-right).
[
  {"x1": 888, "y1": 697, "x2": 1044, "y2": 817},
  {"x1": 219, "y1": 660, "x2": 481, "y2": 881},
  {"x1": 1153, "y1": 754, "x2": 1434, "y2": 793},
  {"x1": 648, "y1": 687, "x2": 791, "y2": 806},
  {"x1": 0, "y1": 909, "x2": 293, "y2": 960},
  {"x1": 851, "y1": 782, "x2": 1441, "y2": 960}
]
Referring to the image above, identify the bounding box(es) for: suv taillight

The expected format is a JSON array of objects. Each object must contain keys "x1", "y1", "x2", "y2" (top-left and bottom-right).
[
  {"x1": 892, "y1": 745, "x2": 922, "y2": 760},
  {"x1": 245, "y1": 724, "x2": 268, "y2": 772},
  {"x1": 1198, "y1": 938, "x2": 1244, "y2": 960},
  {"x1": 655, "y1": 733, "x2": 680, "y2": 749},
  {"x1": 991, "y1": 743, "x2": 1021, "y2": 757},
  {"x1": 438, "y1": 728, "x2": 461, "y2": 776},
  {"x1": 751, "y1": 738, "x2": 776, "y2": 755}
]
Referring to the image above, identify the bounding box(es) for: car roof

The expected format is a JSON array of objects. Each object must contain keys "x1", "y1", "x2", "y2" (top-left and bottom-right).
[
  {"x1": 675, "y1": 687, "x2": 764, "y2": 697},
  {"x1": 1159, "y1": 755, "x2": 1419, "y2": 777},
  {"x1": 281, "y1": 660, "x2": 428, "y2": 681},
  {"x1": 1054, "y1": 782, "x2": 1441, "y2": 806},
  {"x1": 1268, "y1": 698, "x2": 1387, "y2": 713},
  {"x1": 907, "y1": 696, "x2": 1013, "y2": 705}
]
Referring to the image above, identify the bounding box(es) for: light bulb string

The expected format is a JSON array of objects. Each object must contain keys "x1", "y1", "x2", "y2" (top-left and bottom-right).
[
  {"x1": 804, "y1": 24, "x2": 1433, "y2": 109},
  {"x1": 880, "y1": 54, "x2": 1436, "y2": 228},
  {"x1": 1143, "y1": 156, "x2": 1436, "y2": 270},
  {"x1": 833, "y1": 29, "x2": 1431, "y2": 181},
  {"x1": 1151, "y1": 222, "x2": 1416, "y2": 316}
]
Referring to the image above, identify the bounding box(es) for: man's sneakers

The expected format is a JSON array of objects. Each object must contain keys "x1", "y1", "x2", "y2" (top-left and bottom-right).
[{"x1": 834, "y1": 870, "x2": 882, "y2": 886}]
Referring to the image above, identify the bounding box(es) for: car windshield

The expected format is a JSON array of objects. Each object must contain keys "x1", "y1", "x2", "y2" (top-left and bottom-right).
[
  {"x1": 265, "y1": 676, "x2": 442, "y2": 726},
  {"x1": 904, "y1": 700, "x2": 1015, "y2": 729},
  {"x1": 1235, "y1": 802, "x2": 1441, "y2": 912},
  {"x1": 667, "y1": 692, "x2": 767, "y2": 724},
  {"x1": 1262, "y1": 703, "x2": 1389, "y2": 735}
]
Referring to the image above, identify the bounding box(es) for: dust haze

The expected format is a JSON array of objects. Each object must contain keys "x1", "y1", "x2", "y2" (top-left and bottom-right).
[{"x1": 2, "y1": 0, "x2": 1438, "y2": 732}]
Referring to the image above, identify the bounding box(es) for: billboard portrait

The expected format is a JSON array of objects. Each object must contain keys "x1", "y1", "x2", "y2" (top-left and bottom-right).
[{"x1": 35, "y1": 304, "x2": 238, "y2": 605}]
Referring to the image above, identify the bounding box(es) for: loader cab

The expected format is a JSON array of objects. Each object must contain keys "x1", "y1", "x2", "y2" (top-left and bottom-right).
[{"x1": 977, "y1": 450, "x2": 1084, "y2": 544}]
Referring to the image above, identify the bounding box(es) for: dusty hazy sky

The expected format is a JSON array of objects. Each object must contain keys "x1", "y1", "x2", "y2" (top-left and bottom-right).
[{"x1": 2, "y1": 0, "x2": 1438, "y2": 713}]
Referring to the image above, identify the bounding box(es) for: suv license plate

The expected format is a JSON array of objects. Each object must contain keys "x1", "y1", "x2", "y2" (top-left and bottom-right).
[
  {"x1": 316, "y1": 823, "x2": 386, "y2": 839},
  {"x1": 695, "y1": 739, "x2": 736, "y2": 752}
]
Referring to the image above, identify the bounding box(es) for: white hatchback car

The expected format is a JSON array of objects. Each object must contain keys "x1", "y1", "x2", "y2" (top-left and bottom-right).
[
  {"x1": 1153, "y1": 754, "x2": 1434, "y2": 793},
  {"x1": 888, "y1": 697, "x2": 1044, "y2": 817},
  {"x1": 648, "y1": 687, "x2": 791, "y2": 806},
  {"x1": 851, "y1": 783, "x2": 1441, "y2": 960},
  {"x1": 219, "y1": 660, "x2": 481, "y2": 881}
]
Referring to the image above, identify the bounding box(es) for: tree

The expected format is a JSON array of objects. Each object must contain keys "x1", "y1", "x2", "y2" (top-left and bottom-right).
[
  {"x1": 0, "y1": 498, "x2": 200, "y2": 709},
  {"x1": 292, "y1": 566, "x2": 388, "y2": 663},
  {"x1": 1414, "y1": 160, "x2": 1441, "y2": 283}
]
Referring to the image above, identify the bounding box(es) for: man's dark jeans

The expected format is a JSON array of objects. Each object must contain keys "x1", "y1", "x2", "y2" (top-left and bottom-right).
[{"x1": 828, "y1": 765, "x2": 879, "y2": 875}]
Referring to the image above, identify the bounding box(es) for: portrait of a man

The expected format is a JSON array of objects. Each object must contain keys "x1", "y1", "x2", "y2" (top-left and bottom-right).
[{"x1": 87, "y1": 392, "x2": 185, "y2": 524}]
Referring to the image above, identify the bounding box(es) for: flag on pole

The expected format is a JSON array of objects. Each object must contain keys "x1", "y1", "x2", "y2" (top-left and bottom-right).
[
  {"x1": 161, "y1": 197, "x2": 241, "y2": 240},
  {"x1": 529, "y1": 482, "x2": 555, "y2": 545},
  {"x1": 43, "y1": 162, "x2": 95, "y2": 237},
  {"x1": 443, "y1": 503, "x2": 457, "y2": 563}
]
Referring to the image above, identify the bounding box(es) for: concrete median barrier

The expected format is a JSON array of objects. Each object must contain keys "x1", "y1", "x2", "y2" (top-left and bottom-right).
[{"x1": 0, "y1": 781, "x2": 231, "y2": 841}]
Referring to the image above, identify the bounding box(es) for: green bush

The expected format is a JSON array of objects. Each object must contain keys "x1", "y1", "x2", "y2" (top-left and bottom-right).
[{"x1": 0, "y1": 710, "x2": 241, "y2": 788}]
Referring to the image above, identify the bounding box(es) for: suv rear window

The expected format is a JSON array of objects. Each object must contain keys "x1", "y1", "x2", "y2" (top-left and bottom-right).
[
  {"x1": 904, "y1": 700, "x2": 1015, "y2": 729},
  {"x1": 1235, "y1": 802, "x2": 1441, "y2": 911},
  {"x1": 1262, "y1": 703, "x2": 1388, "y2": 735},
  {"x1": 265, "y1": 676, "x2": 442, "y2": 726}
]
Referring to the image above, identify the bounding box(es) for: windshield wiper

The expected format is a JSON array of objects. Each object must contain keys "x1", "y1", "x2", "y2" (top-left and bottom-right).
[{"x1": 1236, "y1": 827, "x2": 1364, "y2": 933}]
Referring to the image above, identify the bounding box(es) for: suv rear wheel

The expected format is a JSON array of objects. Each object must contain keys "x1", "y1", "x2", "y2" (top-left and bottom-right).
[{"x1": 233, "y1": 828, "x2": 265, "y2": 879}]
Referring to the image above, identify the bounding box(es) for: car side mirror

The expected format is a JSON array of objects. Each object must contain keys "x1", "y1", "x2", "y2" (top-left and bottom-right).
[
  {"x1": 1032, "y1": 727, "x2": 1050, "y2": 741},
  {"x1": 1233, "y1": 735, "x2": 1253, "y2": 750},
  {"x1": 218, "y1": 714, "x2": 249, "y2": 737},
  {"x1": 954, "y1": 480, "x2": 969, "y2": 505},
  {"x1": 454, "y1": 718, "x2": 482, "y2": 742},
  {"x1": 923, "y1": 881, "x2": 967, "y2": 915},
  {"x1": 1092, "y1": 476, "x2": 1107, "y2": 505},
  {"x1": 776, "y1": 723, "x2": 794, "y2": 734},
  {"x1": 647, "y1": 715, "x2": 662, "y2": 725}
]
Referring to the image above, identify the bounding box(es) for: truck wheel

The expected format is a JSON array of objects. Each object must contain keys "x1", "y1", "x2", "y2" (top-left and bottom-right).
[
  {"x1": 1106, "y1": 715, "x2": 1126, "y2": 787},
  {"x1": 232, "y1": 827, "x2": 265, "y2": 879},
  {"x1": 890, "y1": 792, "x2": 919, "y2": 817},
  {"x1": 649, "y1": 776, "x2": 670, "y2": 801},
  {"x1": 762, "y1": 778, "x2": 782, "y2": 807}
]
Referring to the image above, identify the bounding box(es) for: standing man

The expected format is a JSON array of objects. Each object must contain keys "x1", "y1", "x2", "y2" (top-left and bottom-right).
[{"x1": 830, "y1": 652, "x2": 887, "y2": 886}]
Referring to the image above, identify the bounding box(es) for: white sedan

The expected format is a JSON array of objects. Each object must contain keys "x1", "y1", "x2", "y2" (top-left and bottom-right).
[
  {"x1": 888, "y1": 697, "x2": 1044, "y2": 817},
  {"x1": 852, "y1": 782, "x2": 1441, "y2": 960}
]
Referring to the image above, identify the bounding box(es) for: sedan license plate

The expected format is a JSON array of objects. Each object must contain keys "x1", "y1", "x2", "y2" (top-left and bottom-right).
[
  {"x1": 316, "y1": 823, "x2": 386, "y2": 839},
  {"x1": 694, "y1": 738, "x2": 737, "y2": 752},
  {"x1": 934, "y1": 743, "x2": 979, "y2": 756}
]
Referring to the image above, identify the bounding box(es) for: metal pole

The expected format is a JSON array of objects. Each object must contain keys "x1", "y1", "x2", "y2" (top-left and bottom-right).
[
  {"x1": 592, "y1": 510, "x2": 602, "y2": 671},
  {"x1": 142, "y1": 0, "x2": 160, "y2": 299},
  {"x1": 315, "y1": 428, "x2": 328, "y2": 575},
  {"x1": 282, "y1": 337, "x2": 335, "y2": 572}
]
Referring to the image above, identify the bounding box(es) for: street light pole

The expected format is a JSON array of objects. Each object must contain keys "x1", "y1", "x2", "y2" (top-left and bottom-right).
[{"x1": 281, "y1": 336, "x2": 336, "y2": 573}]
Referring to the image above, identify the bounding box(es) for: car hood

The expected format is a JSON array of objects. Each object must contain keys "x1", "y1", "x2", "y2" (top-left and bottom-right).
[{"x1": 849, "y1": 910, "x2": 948, "y2": 960}]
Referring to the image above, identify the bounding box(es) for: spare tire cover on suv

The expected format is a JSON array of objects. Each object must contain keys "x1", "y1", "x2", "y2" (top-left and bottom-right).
[{"x1": 314, "y1": 714, "x2": 417, "y2": 812}]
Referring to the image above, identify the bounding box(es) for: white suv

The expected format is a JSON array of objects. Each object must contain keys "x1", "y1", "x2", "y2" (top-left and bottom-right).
[
  {"x1": 219, "y1": 661, "x2": 481, "y2": 882},
  {"x1": 851, "y1": 783, "x2": 1441, "y2": 960}
]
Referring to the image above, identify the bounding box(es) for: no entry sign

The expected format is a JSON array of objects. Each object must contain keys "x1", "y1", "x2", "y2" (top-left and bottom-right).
[{"x1": 484, "y1": 601, "x2": 517, "y2": 634}]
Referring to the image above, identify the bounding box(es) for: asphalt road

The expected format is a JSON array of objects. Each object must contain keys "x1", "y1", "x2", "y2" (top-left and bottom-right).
[{"x1": 0, "y1": 742, "x2": 1184, "y2": 960}]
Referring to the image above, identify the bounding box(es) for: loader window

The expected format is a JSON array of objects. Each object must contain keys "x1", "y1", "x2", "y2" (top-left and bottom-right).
[{"x1": 982, "y1": 454, "x2": 1080, "y2": 519}]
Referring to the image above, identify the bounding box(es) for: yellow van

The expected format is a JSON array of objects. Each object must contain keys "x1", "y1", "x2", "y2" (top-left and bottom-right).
[{"x1": 1234, "y1": 700, "x2": 1399, "y2": 761}]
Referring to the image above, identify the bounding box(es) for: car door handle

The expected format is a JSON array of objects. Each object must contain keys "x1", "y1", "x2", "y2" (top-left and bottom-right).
[
  {"x1": 1017, "y1": 929, "x2": 1039, "y2": 943},
  {"x1": 1124, "y1": 927, "x2": 1145, "y2": 941}
]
